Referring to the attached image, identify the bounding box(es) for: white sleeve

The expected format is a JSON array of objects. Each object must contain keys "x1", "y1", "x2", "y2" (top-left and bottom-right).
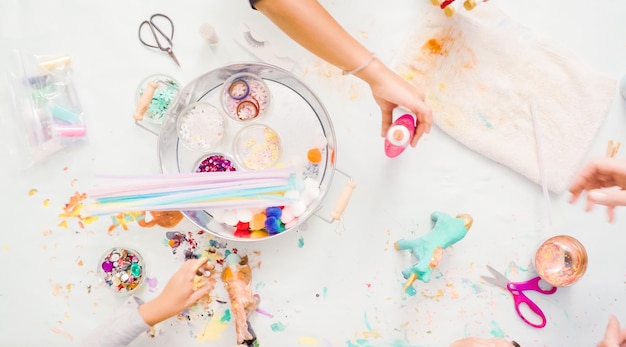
[{"x1": 80, "y1": 296, "x2": 150, "y2": 347}]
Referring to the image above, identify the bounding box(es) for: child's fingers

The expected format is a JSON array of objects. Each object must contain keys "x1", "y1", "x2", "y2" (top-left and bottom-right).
[
  {"x1": 192, "y1": 257, "x2": 209, "y2": 271},
  {"x1": 190, "y1": 278, "x2": 216, "y2": 302},
  {"x1": 608, "y1": 206, "x2": 615, "y2": 223},
  {"x1": 600, "y1": 315, "x2": 621, "y2": 345}
]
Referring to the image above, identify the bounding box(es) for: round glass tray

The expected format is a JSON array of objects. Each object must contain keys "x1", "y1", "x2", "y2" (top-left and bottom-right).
[{"x1": 158, "y1": 63, "x2": 337, "y2": 242}]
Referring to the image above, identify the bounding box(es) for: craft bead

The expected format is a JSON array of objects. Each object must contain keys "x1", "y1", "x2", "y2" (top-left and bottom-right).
[
  {"x1": 223, "y1": 210, "x2": 239, "y2": 226},
  {"x1": 250, "y1": 230, "x2": 269, "y2": 239},
  {"x1": 307, "y1": 148, "x2": 322, "y2": 164},
  {"x1": 280, "y1": 206, "x2": 295, "y2": 224},
  {"x1": 291, "y1": 200, "x2": 306, "y2": 217},
  {"x1": 236, "y1": 209, "x2": 253, "y2": 223},
  {"x1": 265, "y1": 206, "x2": 282, "y2": 219},
  {"x1": 249, "y1": 213, "x2": 266, "y2": 230}
]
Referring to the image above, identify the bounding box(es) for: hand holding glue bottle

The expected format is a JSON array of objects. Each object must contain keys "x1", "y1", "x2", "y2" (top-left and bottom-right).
[{"x1": 249, "y1": 0, "x2": 432, "y2": 148}]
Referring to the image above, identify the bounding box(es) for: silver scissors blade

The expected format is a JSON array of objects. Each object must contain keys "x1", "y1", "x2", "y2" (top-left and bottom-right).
[
  {"x1": 480, "y1": 265, "x2": 509, "y2": 288},
  {"x1": 165, "y1": 47, "x2": 180, "y2": 67},
  {"x1": 138, "y1": 13, "x2": 180, "y2": 67}
]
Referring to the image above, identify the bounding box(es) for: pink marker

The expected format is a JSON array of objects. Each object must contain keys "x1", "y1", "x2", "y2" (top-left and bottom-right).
[
  {"x1": 384, "y1": 114, "x2": 416, "y2": 158},
  {"x1": 52, "y1": 125, "x2": 87, "y2": 138}
]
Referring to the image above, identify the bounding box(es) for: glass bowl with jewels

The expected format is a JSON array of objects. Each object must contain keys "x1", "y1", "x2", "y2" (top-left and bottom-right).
[
  {"x1": 177, "y1": 102, "x2": 227, "y2": 152},
  {"x1": 221, "y1": 72, "x2": 271, "y2": 122},
  {"x1": 98, "y1": 247, "x2": 147, "y2": 295},
  {"x1": 135, "y1": 74, "x2": 180, "y2": 124}
]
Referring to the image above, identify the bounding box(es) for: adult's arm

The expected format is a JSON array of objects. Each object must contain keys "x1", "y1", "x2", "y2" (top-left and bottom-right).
[{"x1": 251, "y1": 0, "x2": 432, "y2": 144}]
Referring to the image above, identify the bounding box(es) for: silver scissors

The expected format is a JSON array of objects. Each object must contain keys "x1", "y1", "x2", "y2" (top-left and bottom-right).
[
  {"x1": 138, "y1": 13, "x2": 180, "y2": 67},
  {"x1": 481, "y1": 265, "x2": 557, "y2": 328}
]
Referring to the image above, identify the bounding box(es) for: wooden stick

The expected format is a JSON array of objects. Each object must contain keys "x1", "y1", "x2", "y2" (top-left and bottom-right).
[
  {"x1": 606, "y1": 140, "x2": 621, "y2": 158},
  {"x1": 402, "y1": 273, "x2": 418, "y2": 292}
]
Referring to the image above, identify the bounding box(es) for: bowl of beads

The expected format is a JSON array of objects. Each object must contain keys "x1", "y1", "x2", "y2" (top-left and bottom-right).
[
  {"x1": 135, "y1": 74, "x2": 180, "y2": 124},
  {"x1": 158, "y1": 62, "x2": 346, "y2": 242},
  {"x1": 221, "y1": 72, "x2": 270, "y2": 122},
  {"x1": 177, "y1": 102, "x2": 227, "y2": 152},
  {"x1": 99, "y1": 247, "x2": 146, "y2": 295}
]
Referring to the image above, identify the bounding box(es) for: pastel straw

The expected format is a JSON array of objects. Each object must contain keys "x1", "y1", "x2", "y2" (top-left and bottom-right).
[{"x1": 83, "y1": 167, "x2": 298, "y2": 215}]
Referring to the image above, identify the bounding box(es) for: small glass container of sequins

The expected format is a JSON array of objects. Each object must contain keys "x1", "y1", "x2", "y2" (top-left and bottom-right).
[
  {"x1": 135, "y1": 74, "x2": 180, "y2": 124},
  {"x1": 233, "y1": 124, "x2": 282, "y2": 170},
  {"x1": 221, "y1": 72, "x2": 271, "y2": 122},
  {"x1": 177, "y1": 102, "x2": 227, "y2": 152},
  {"x1": 194, "y1": 152, "x2": 237, "y2": 173},
  {"x1": 98, "y1": 246, "x2": 147, "y2": 295}
]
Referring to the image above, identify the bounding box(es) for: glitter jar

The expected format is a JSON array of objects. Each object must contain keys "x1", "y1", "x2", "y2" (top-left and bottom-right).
[
  {"x1": 195, "y1": 152, "x2": 237, "y2": 173},
  {"x1": 221, "y1": 72, "x2": 271, "y2": 122},
  {"x1": 534, "y1": 235, "x2": 588, "y2": 287},
  {"x1": 135, "y1": 74, "x2": 180, "y2": 124},
  {"x1": 177, "y1": 102, "x2": 227, "y2": 152},
  {"x1": 98, "y1": 246, "x2": 147, "y2": 295},
  {"x1": 233, "y1": 124, "x2": 282, "y2": 170}
]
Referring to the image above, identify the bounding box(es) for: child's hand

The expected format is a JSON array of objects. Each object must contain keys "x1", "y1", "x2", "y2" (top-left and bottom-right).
[
  {"x1": 357, "y1": 59, "x2": 433, "y2": 147},
  {"x1": 139, "y1": 257, "x2": 216, "y2": 326},
  {"x1": 597, "y1": 315, "x2": 626, "y2": 347},
  {"x1": 569, "y1": 157, "x2": 626, "y2": 222}
]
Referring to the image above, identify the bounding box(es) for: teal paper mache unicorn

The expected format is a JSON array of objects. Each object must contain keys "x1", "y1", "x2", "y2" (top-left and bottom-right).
[{"x1": 394, "y1": 211, "x2": 473, "y2": 291}]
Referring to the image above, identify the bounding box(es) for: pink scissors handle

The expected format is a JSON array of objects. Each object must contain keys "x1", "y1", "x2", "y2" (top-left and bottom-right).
[{"x1": 507, "y1": 276, "x2": 556, "y2": 329}]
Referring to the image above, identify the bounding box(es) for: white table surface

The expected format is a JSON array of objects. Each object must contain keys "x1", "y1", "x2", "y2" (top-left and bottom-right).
[{"x1": 1, "y1": 0, "x2": 626, "y2": 346}]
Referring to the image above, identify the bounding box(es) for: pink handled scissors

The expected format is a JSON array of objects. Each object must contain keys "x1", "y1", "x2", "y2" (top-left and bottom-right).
[{"x1": 481, "y1": 265, "x2": 557, "y2": 328}]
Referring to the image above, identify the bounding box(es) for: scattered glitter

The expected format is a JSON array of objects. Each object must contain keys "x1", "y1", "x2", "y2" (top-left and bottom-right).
[
  {"x1": 297, "y1": 336, "x2": 320, "y2": 345},
  {"x1": 59, "y1": 192, "x2": 98, "y2": 228},
  {"x1": 489, "y1": 320, "x2": 505, "y2": 338},
  {"x1": 270, "y1": 321, "x2": 286, "y2": 332},
  {"x1": 165, "y1": 231, "x2": 200, "y2": 259},
  {"x1": 50, "y1": 327, "x2": 73, "y2": 341},
  {"x1": 28, "y1": 189, "x2": 38, "y2": 196},
  {"x1": 43, "y1": 198, "x2": 50, "y2": 207},
  {"x1": 421, "y1": 289, "x2": 445, "y2": 300},
  {"x1": 145, "y1": 277, "x2": 159, "y2": 293}
]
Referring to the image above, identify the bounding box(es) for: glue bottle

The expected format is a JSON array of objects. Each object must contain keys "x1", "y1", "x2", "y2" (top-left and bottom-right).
[{"x1": 384, "y1": 114, "x2": 416, "y2": 158}]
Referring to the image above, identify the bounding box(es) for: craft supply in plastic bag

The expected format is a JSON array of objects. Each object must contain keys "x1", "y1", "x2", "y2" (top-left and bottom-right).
[{"x1": 6, "y1": 50, "x2": 88, "y2": 168}]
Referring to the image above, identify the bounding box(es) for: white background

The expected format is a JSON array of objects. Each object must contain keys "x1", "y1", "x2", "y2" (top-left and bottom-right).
[{"x1": 1, "y1": 0, "x2": 626, "y2": 346}]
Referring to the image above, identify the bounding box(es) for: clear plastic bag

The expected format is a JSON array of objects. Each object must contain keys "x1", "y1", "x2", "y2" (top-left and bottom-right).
[{"x1": 6, "y1": 50, "x2": 87, "y2": 168}]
